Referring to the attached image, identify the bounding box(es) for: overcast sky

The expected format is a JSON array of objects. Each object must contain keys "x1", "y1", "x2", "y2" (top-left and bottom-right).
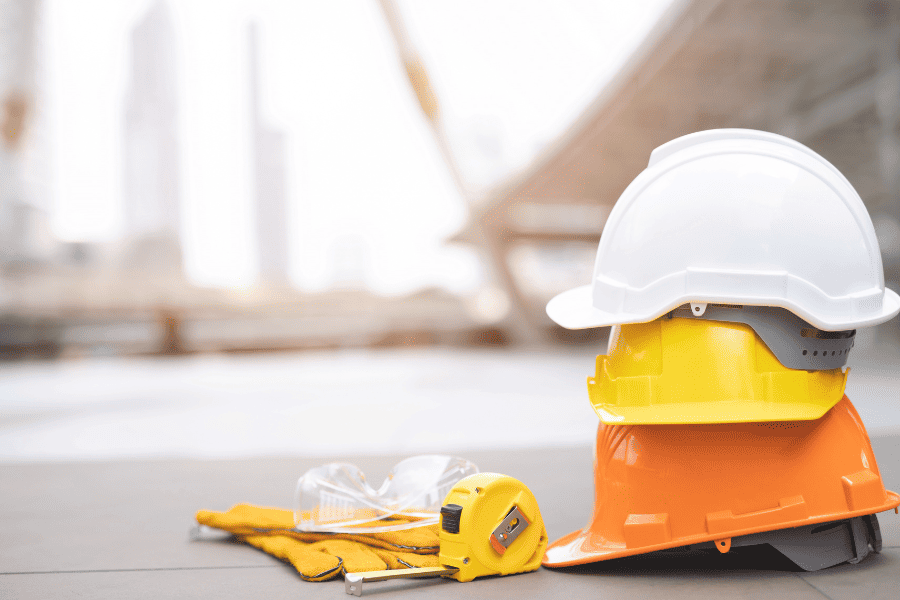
[{"x1": 41, "y1": 0, "x2": 672, "y2": 293}]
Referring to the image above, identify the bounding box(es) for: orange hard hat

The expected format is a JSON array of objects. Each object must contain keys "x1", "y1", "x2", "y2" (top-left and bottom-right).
[{"x1": 543, "y1": 395, "x2": 899, "y2": 568}]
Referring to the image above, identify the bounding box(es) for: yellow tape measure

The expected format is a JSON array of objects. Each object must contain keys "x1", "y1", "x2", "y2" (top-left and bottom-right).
[{"x1": 345, "y1": 473, "x2": 546, "y2": 595}]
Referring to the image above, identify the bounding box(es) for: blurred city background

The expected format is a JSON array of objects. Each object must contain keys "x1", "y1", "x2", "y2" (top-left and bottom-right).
[{"x1": 2, "y1": 0, "x2": 900, "y2": 461}]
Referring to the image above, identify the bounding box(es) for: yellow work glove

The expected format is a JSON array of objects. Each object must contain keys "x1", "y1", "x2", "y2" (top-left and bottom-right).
[{"x1": 195, "y1": 504, "x2": 441, "y2": 582}]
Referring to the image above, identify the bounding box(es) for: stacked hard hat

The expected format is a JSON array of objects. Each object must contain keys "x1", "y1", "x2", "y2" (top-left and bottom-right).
[{"x1": 542, "y1": 129, "x2": 900, "y2": 571}]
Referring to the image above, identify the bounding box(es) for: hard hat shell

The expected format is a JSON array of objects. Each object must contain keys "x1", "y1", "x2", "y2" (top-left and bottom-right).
[
  {"x1": 589, "y1": 315, "x2": 848, "y2": 425},
  {"x1": 542, "y1": 396, "x2": 899, "y2": 568},
  {"x1": 547, "y1": 129, "x2": 900, "y2": 331}
]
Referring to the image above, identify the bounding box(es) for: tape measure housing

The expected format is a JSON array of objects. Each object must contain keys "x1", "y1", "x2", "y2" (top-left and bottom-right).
[{"x1": 438, "y1": 473, "x2": 547, "y2": 582}]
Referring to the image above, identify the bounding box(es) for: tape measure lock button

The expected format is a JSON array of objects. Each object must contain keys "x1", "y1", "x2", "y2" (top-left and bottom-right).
[{"x1": 440, "y1": 503, "x2": 463, "y2": 534}]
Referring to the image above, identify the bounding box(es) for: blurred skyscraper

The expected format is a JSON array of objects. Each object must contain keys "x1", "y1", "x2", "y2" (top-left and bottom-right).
[
  {"x1": 122, "y1": 0, "x2": 182, "y2": 271},
  {"x1": 0, "y1": 0, "x2": 51, "y2": 270},
  {"x1": 248, "y1": 22, "x2": 290, "y2": 285}
]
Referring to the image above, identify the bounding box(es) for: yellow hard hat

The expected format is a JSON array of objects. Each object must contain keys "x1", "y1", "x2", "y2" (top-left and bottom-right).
[{"x1": 587, "y1": 313, "x2": 848, "y2": 424}]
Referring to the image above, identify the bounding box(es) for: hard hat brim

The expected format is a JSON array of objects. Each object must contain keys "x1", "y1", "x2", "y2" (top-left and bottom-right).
[
  {"x1": 592, "y1": 397, "x2": 841, "y2": 425},
  {"x1": 542, "y1": 491, "x2": 899, "y2": 568},
  {"x1": 545, "y1": 285, "x2": 627, "y2": 330},
  {"x1": 546, "y1": 285, "x2": 900, "y2": 331}
]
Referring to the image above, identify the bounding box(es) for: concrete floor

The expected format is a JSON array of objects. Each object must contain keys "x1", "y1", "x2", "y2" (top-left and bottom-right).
[
  {"x1": 1, "y1": 442, "x2": 898, "y2": 599},
  {"x1": 1, "y1": 346, "x2": 899, "y2": 598}
]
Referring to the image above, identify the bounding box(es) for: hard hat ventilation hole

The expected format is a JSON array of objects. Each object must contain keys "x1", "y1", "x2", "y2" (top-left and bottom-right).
[{"x1": 801, "y1": 328, "x2": 855, "y2": 339}]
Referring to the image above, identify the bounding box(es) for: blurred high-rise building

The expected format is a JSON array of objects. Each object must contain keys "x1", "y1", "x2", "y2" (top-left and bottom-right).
[
  {"x1": 0, "y1": 0, "x2": 52, "y2": 270},
  {"x1": 122, "y1": 0, "x2": 182, "y2": 270},
  {"x1": 248, "y1": 22, "x2": 290, "y2": 285}
]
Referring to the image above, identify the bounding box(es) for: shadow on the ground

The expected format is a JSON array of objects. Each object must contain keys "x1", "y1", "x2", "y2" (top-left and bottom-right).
[{"x1": 549, "y1": 545, "x2": 804, "y2": 576}]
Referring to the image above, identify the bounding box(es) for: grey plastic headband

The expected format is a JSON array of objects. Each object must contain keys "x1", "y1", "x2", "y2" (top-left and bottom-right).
[
  {"x1": 669, "y1": 514, "x2": 881, "y2": 571},
  {"x1": 669, "y1": 304, "x2": 855, "y2": 371}
]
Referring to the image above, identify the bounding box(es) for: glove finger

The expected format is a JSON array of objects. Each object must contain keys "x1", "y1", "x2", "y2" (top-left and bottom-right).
[
  {"x1": 308, "y1": 539, "x2": 388, "y2": 574},
  {"x1": 362, "y1": 524, "x2": 441, "y2": 553},
  {"x1": 370, "y1": 548, "x2": 441, "y2": 570},
  {"x1": 273, "y1": 531, "x2": 438, "y2": 554},
  {"x1": 197, "y1": 505, "x2": 440, "y2": 553},
  {"x1": 197, "y1": 505, "x2": 294, "y2": 535},
  {"x1": 242, "y1": 534, "x2": 343, "y2": 582}
]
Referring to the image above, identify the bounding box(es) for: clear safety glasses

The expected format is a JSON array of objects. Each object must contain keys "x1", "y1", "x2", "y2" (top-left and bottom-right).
[{"x1": 294, "y1": 455, "x2": 478, "y2": 533}]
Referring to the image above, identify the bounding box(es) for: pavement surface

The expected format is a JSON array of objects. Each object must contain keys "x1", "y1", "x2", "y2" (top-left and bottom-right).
[
  {"x1": 1, "y1": 438, "x2": 899, "y2": 599},
  {"x1": 2, "y1": 346, "x2": 899, "y2": 598}
]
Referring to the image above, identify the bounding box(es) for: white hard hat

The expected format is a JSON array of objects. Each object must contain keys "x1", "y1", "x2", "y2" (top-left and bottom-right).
[{"x1": 547, "y1": 129, "x2": 900, "y2": 331}]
